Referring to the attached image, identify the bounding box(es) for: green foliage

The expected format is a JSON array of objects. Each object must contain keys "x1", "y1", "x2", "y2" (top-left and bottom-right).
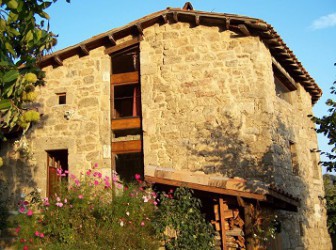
[
  {"x1": 153, "y1": 187, "x2": 215, "y2": 250},
  {"x1": 313, "y1": 65, "x2": 336, "y2": 171},
  {"x1": 14, "y1": 169, "x2": 159, "y2": 249},
  {"x1": 0, "y1": 0, "x2": 69, "y2": 138},
  {"x1": 323, "y1": 174, "x2": 336, "y2": 234}
]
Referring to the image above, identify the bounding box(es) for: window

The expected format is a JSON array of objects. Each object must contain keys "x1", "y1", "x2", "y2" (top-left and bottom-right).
[
  {"x1": 112, "y1": 48, "x2": 139, "y2": 74},
  {"x1": 56, "y1": 92, "x2": 66, "y2": 105},
  {"x1": 272, "y1": 60, "x2": 297, "y2": 104},
  {"x1": 115, "y1": 153, "x2": 144, "y2": 182},
  {"x1": 47, "y1": 149, "x2": 68, "y2": 197},
  {"x1": 114, "y1": 84, "x2": 141, "y2": 118},
  {"x1": 274, "y1": 75, "x2": 292, "y2": 104}
]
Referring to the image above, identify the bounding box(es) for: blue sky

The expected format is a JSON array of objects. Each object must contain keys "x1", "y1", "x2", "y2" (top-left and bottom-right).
[{"x1": 48, "y1": 0, "x2": 336, "y2": 172}]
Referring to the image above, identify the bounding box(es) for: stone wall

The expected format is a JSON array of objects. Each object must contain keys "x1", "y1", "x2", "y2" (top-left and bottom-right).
[
  {"x1": 0, "y1": 47, "x2": 112, "y2": 206},
  {"x1": 140, "y1": 22, "x2": 331, "y2": 249}
]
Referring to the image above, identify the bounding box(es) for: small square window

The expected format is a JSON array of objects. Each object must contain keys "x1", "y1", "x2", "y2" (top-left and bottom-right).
[{"x1": 56, "y1": 93, "x2": 66, "y2": 105}]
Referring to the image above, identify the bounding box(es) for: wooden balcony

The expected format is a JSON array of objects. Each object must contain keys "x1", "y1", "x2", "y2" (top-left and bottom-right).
[
  {"x1": 111, "y1": 117, "x2": 141, "y2": 131},
  {"x1": 111, "y1": 71, "x2": 139, "y2": 85},
  {"x1": 112, "y1": 140, "x2": 142, "y2": 154}
]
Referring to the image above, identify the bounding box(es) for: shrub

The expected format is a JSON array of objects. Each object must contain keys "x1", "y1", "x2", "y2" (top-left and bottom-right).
[
  {"x1": 153, "y1": 187, "x2": 215, "y2": 250},
  {"x1": 14, "y1": 168, "x2": 159, "y2": 250}
]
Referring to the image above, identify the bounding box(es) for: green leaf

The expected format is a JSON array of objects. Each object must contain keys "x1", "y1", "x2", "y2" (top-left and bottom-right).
[
  {"x1": 0, "y1": 99, "x2": 11, "y2": 110},
  {"x1": 25, "y1": 30, "x2": 33, "y2": 42},
  {"x1": 2, "y1": 69, "x2": 18, "y2": 83},
  {"x1": 7, "y1": 0, "x2": 18, "y2": 10},
  {"x1": 5, "y1": 42, "x2": 16, "y2": 56}
]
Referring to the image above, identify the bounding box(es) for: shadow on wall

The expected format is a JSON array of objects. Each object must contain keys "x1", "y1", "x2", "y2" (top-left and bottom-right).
[
  {"x1": 0, "y1": 114, "x2": 50, "y2": 230},
  {"x1": 184, "y1": 112, "x2": 310, "y2": 249}
]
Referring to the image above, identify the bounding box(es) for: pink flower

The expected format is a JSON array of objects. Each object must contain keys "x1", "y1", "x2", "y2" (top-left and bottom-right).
[
  {"x1": 56, "y1": 202, "x2": 63, "y2": 207},
  {"x1": 75, "y1": 179, "x2": 80, "y2": 186},
  {"x1": 64, "y1": 198, "x2": 67, "y2": 204},
  {"x1": 141, "y1": 221, "x2": 145, "y2": 226},
  {"x1": 34, "y1": 231, "x2": 40, "y2": 237},
  {"x1": 23, "y1": 245, "x2": 29, "y2": 250},
  {"x1": 78, "y1": 194, "x2": 83, "y2": 199},
  {"x1": 93, "y1": 163, "x2": 98, "y2": 169},
  {"x1": 94, "y1": 180, "x2": 99, "y2": 186},
  {"x1": 15, "y1": 226, "x2": 21, "y2": 233},
  {"x1": 26, "y1": 210, "x2": 33, "y2": 216},
  {"x1": 19, "y1": 206, "x2": 26, "y2": 213},
  {"x1": 56, "y1": 168, "x2": 66, "y2": 177},
  {"x1": 39, "y1": 233, "x2": 45, "y2": 238},
  {"x1": 135, "y1": 174, "x2": 141, "y2": 180},
  {"x1": 86, "y1": 169, "x2": 92, "y2": 176},
  {"x1": 56, "y1": 197, "x2": 61, "y2": 202}
]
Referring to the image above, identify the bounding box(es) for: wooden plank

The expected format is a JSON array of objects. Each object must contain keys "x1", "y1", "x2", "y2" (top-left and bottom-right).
[
  {"x1": 145, "y1": 176, "x2": 266, "y2": 201},
  {"x1": 105, "y1": 37, "x2": 141, "y2": 55},
  {"x1": 111, "y1": 71, "x2": 139, "y2": 85},
  {"x1": 112, "y1": 117, "x2": 141, "y2": 130},
  {"x1": 219, "y1": 198, "x2": 227, "y2": 250},
  {"x1": 112, "y1": 140, "x2": 142, "y2": 154}
]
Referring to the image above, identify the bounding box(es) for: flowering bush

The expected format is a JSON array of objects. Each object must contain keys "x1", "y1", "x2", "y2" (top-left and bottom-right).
[
  {"x1": 14, "y1": 167, "x2": 159, "y2": 249},
  {"x1": 153, "y1": 187, "x2": 215, "y2": 250}
]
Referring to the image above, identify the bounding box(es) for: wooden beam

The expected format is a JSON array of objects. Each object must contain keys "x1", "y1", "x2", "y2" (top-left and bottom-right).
[
  {"x1": 112, "y1": 140, "x2": 142, "y2": 154},
  {"x1": 272, "y1": 57, "x2": 297, "y2": 91},
  {"x1": 111, "y1": 71, "x2": 139, "y2": 85},
  {"x1": 108, "y1": 34, "x2": 116, "y2": 45},
  {"x1": 195, "y1": 15, "x2": 200, "y2": 26},
  {"x1": 225, "y1": 18, "x2": 230, "y2": 30},
  {"x1": 145, "y1": 176, "x2": 267, "y2": 201},
  {"x1": 54, "y1": 56, "x2": 63, "y2": 66},
  {"x1": 173, "y1": 11, "x2": 178, "y2": 22},
  {"x1": 161, "y1": 14, "x2": 168, "y2": 23},
  {"x1": 219, "y1": 198, "x2": 227, "y2": 250},
  {"x1": 105, "y1": 37, "x2": 141, "y2": 55},
  {"x1": 79, "y1": 44, "x2": 89, "y2": 55},
  {"x1": 112, "y1": 117, "x2": 141, "y2": 130},
  {"x1": 238, "y1": 24, "x2": 250, "y2": 36},
  {"x1": 266, "y1": 190, "x2": 299, "y2": 207},
  {"x1": 135, "y1": 23, "x2": 143, "y2": 36}
]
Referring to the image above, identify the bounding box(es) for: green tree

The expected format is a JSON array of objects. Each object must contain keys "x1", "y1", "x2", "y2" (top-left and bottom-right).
[
  {"x1": 313, "y1": 65, "x2": 336, "y2": 172},
  {"x1": 323, "y1": 174, "x2": 336, "y2": 234},
  {"x1": 0, "y1": 0, "x2": 69, "y2": 141}
]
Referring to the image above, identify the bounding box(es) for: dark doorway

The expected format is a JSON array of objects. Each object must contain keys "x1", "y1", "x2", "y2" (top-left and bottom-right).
[
  {"x1": 46, "y1": 149, "x2": 68, "y2": 198},
  {"x1": 115, "y1": 152, "x2": 144, "y2": 182}
]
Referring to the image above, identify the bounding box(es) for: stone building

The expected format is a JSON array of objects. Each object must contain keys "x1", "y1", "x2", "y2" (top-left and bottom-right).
[{"x1": 0, "y1": 2, "x2": 332, "y2": 249}]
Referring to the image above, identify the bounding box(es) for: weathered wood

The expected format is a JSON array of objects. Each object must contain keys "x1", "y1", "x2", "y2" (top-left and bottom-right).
[
  {"x1": 79, "y1": 44, "x2": 89, "y2": 55},
  {"x1": 195, "y1": 15, "x2": 200, "y2": 26},
  {"x1": 112, "y1": 117, "x2": 141, "y2": 130},
  {"x1": 223, "y1": 209, "x2": 234, "y2": 219},
  {"x1": 226, "y1": 228, "x2": 244, "y2": 237},
  {"x1": 145, "y1": 176, "x2": 267, "y2": 201},
  {"x1": 54, "y1": 56, "x2": 63, "y2": 66},
  {"x1": 111, "y1": 71, "x2": 139, "y2": 85},
  {"x1": 112, "y1": 140, "x2": 142, "y2": 154},
  {"x1": 135, "y1": 23, "x2": 143, "y2": 36},
  {"x1": 108, "y1": 34, "x2": 116, "y2": 45},
  {"x1": 214, "y1": 204, "x2": 220, "y2": 220},
  {"x1": 238, "y1": 24, "x2": 250, "y2": 36},
  {"x1": 219, "y1": 198, "x2": 227, "y2": 250},
  {"x1": 161, "y1": 14, "x2": 168, "y2": 23},
  {"x1": 105, "y1": 37, "x2": 141, "y2": 55},
  {"x1": 173, "y1": 11, "x2": 178, "y2": 22}
]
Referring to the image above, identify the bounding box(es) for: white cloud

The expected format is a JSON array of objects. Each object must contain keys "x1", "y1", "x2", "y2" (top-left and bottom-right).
[{"x1": 311, "y1": 13, "x2": 336, "y2": 30}]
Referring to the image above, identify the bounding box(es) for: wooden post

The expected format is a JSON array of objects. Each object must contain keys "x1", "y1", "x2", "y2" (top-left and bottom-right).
[
  {"x1": 244, "y1": 204, "x2": 254, "y2": 250},
  {"x1": 219, "y1": 198, "x2": 227, "y2": 250}
]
